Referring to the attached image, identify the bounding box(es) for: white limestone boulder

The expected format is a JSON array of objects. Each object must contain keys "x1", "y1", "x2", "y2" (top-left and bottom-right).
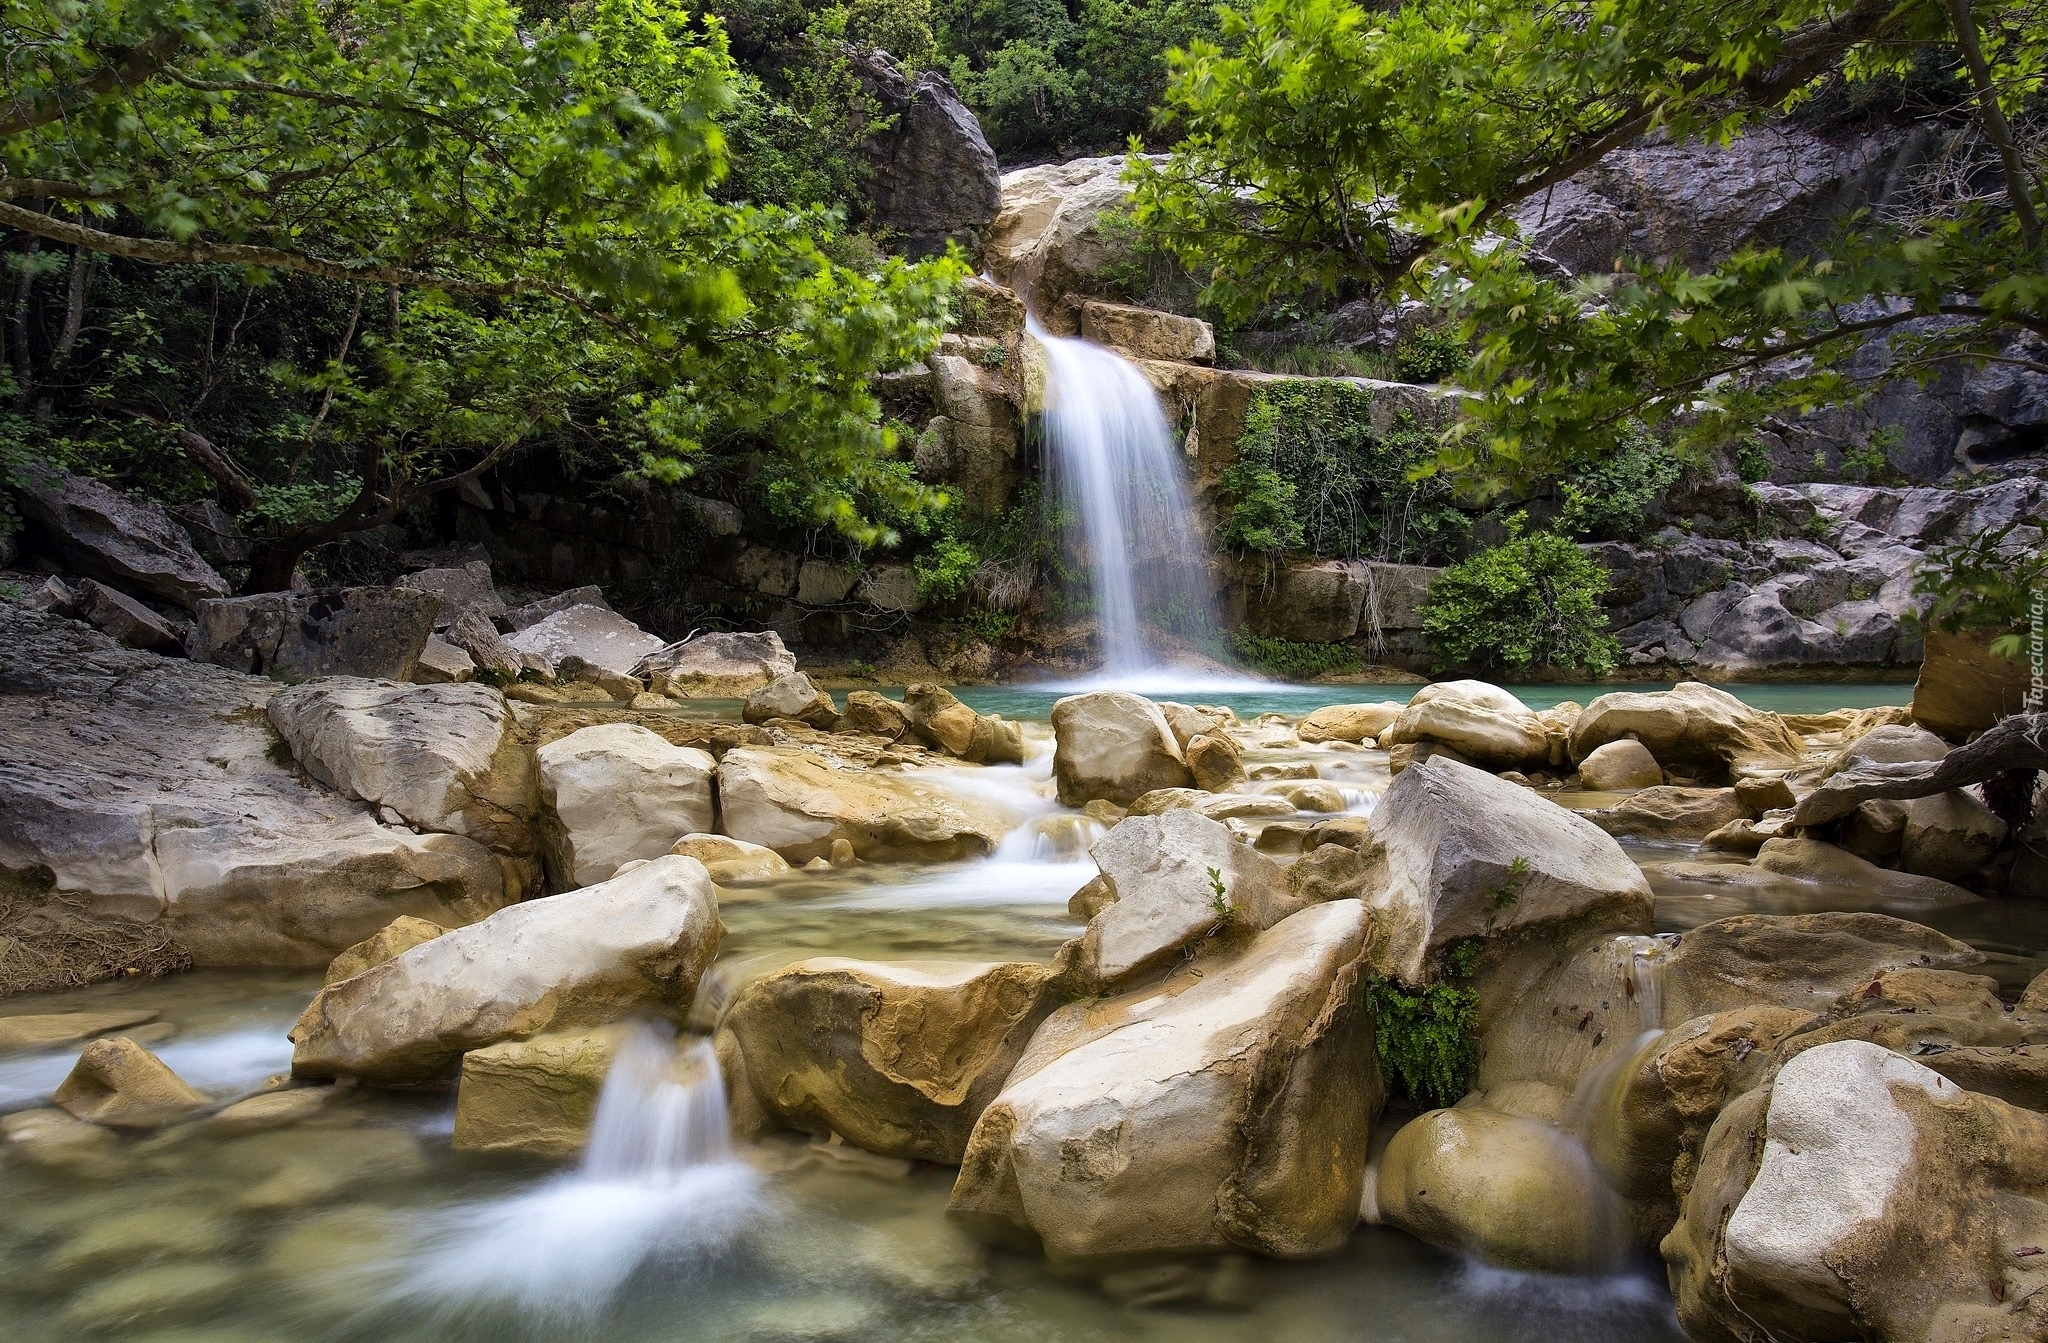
[
  {"x1": 504, "y1": 604, "x2": 665, "y2": 679},
  {"x1": 742, "y1": 671, "x2": 839, "y2": 729},
  {"x1": 1576, "y1": 739, "x2": 1663, "y2": 790},
  {"x1": 1569, "y1": 682, "x2": 1804, "y2": 780},
  {"x1": 536, "y1": 723, "x2": 717, "y2": 888},
  {"x1": 636, "y1": 630, "x2": 797, "y2": 698},
  {"x1": 1297, "y1": 702, "x2": 1404, "y2": 745},
  {"x1": 949, "y1": 900, "x2": 1379, "y2": 1260},
  {"x1": 1050, "y1": 691, "x2": 1193, "y2": 806},
  {"x1": 289, "y1": 855, "x2": 721, "y2": 1085},
  {"x1": 1380, "y1": 681, "x2": 1549, "y2": 770},
  {"x1": 717, "y1": 746, "x2": 1009, "y2": 862}
]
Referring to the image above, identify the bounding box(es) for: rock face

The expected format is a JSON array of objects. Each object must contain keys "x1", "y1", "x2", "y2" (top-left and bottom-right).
[
  {"x1": 536, "y1": 724, "x2": 717, "y2": 888},
  {"x1": 836, "y1": 690, "x2": 912, "y2": 741},
  {"x1": 1569, "y1": 682, "x2": 1803, "y2": 780},
  {"x1": 290, "y1": 855, "x2": 721, "y2": 1085},
  {"x1": 52, "y1": 1037, "x2": 207, "y2": 1128},
  {"x1": 1298, "y1": 702, "x2": 1404, "y2": 745},
  {"x1": 1666, "y1": 1040, "x2": 2048, "y2": 1343},
  {"x1": 267, "y1": 679, "x2": 539, "y2": 864},
  {"x1": 453, "y1": 1025, "x2": 629, "y2": 1157},
  {"x1": 193, "y1": 587, "x2": 441, "y2": 681},
  {"x1": 1381, "y1": 681, "x2": 1549, "y2": 771},
  {"x1": 852, "y1": 49, "x2": 1000, "y2": 255},
  {"x1": 950, "y1": 900, "x2": 1379, "y2": 1260},
  {"x1": 1079, "y1": 300, "x2": 1214, "y2": 364},
  {"x1": 742, "y1": 671, "x2": 839, "y2": 729},
  {"x1": 984, "y1": 157, "x2": 1141, "y2": 333},
  {"x1": 1354, "y1": 757, "x2": 1654, "y2": 984},
  {"x1": 1248, "y1": 559, "x2": 1372, "y2": 644},
  {"x1": 1050, "y1": 691, "x2": 1193, "y2": 806},
  {"x1": 636, "y1": 630, "x2": 797, "y2": 698},
  {"x1": 1576, "y1": 739, "x2": 1664, "y2": 790},
  {"x1": 13, "y1": 469, "x2": 230, "y2": 609},
  {"x1": 1082, "y1": 810, "x2": 1295, "y2": 990},
  {"x1": 1899, "y1": 790, "x2": 2007, "y2": 880},
  {"x1": 1659, "y1": 911, "x2": 1985, "y2": 1024},
  {"x1": 0, "y1": 608, "x2": 511, "y2": 985},
  {"x1": 1915, "y1": 627, "x2": 2031, "y2": 741},
  {"x1": 717, "y1": 746, "x2": 1008, "y2": 862},
  {"x1": 721, "y1": 958, "x2": 1059, "y2": 1164},
  {"x1": 503, "y1": 604, "x2": 663, "y2": 680},
  {"x1": 324, "y1": 915, "x2": 447, "y2": 984},
  {"x1": 919, "y1": 352, "x2": 1024, "y2": 516}
]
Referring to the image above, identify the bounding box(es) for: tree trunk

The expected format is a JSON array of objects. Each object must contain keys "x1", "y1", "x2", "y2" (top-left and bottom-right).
[{"x1": 240, "y1": 537, "x2": 311, "y2": 596}]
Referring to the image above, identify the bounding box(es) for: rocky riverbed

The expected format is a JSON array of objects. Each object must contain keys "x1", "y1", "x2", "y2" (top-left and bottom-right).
[{"x1": 3, "y1": 599, "x2": 2047, "y2": 1343}]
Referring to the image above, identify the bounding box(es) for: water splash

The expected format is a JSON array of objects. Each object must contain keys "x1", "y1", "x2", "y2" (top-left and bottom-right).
[
  {"x1": 1036, "y1": 325, "x2": 1223, "y2": 681},
  {"x1": 387, "y1": 1021, "x2": 758, "y2": 1322}
]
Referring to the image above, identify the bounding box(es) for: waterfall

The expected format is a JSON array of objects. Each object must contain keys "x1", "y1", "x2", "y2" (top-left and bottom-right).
[{"x1": 1036, "y1": 325, "x2": 1221, "y2": 680}]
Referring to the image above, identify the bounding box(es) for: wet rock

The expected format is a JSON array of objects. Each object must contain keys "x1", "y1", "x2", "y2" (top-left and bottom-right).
[
  {"x1": 1752, "y1": 836, "x2": 1980, "y2": 905},
  {"x1": 1837, "y1": 797, "x2": 1909, "y2": 860},
  {"x1": 412, "y1": 635, "x2": 475, "y2": 684},
  {"x1": 1082, "y1": 810, "x2": 1296, "y2": 990},
  {"x1": 0, "y1": 1008, "x2": 159, "y2": 1049},
  {"x1": 1371, "y1": 1106, "x2": 1630, "y2": 1273},
  {"x1": 1576, "y1": 739, "x2": 1663, "y2": 791},
  {"x1": 394, "y1": 560, "x2": 505, "y2": 629},
  {"x1": 268, "y1": 678, "x2": 538, "y2": 862},
  {"x1": 835, "y1": 690, "x2": 912, "y2": 741},
  {"x1": 637, "y1": 630, "x2": 799, "y2": 699},
  {"x1": 323, "y1": 915, "x2": 448, "y2": 984},
  {"x1": 717, "y1": 746, "x2": 1008, "y2": 863},
  {"x1": 1568, "y1": 682, "x2": 1804, "y2": 781},
  {"x1": 1352, "y1": 756, "x2": 1653, "y2": 984},
  {"x1": 1079, "y1": 299, "x2": 1214, "y2": 363},
  {"x1": 45, "y1": 1205, "x2": 236, "y2": 1274},
  {"x1": 1185, "y1": 731, "x2": 1248, "y2": 792},
  {"x1": 1826, "y1": 721, "x2": 1950, "y2": 776},
  {"x1": 1297, "y1": 702, "x2": 1404, "y2": 745},
  {"x1": 289, "y1": 855, "x2": 721, "y2": 1085},
  {"x1": 504, "y1": 604, "x2": 665, "y2": 680},
  {"x1": 670, "y1": 833, "x2": 793, "y2": 884},
  {"x1": 1732, "y1": 775, "x2": 1796, "y2": 812},
  {"x1": 1660, "y1": 911, "x2": 1986, "y2": 1024},
  {"x1": 1665, "y1": 1040, "x2": 2048, "y2": 1343},
  {"x1": 1586, "y1": 786, "x2": 1746, "y2": 842},
  {"x1": 13, "y1": 468, "x2": 229, "y2": 610},
  {"x1": 1252, "y1": 559, "x2": 1372, "y2": 643},
  {"x1": 1899, "y1": 790, "x2": 2008, "y2": 881},
  {"x1": 0, "y1": 608, "x2": 513, "y2": 977},
  {"x1": 537, "y1": 723, "x2": 717, "y2": 888},
  {"x1": 903, "y1": 683, "x2": 1024, "y2": 763},
  {"x1": 0, "y1": 1107, "x2": 121, "y2": 1173},
  {"x1": 951, "y1": 900, "x2": 1378, "y2": 1259},
  {"x1": 1264, "y1": 780, "x2": 1345, "y2": 813},
  {"x1": 1050, "y1": 691, "x2": 1193, "y2": 806},
  {"x1": 208, "y1": 1087, "x2": 337, "y2": 1132},
  {"x1": 453, "y1": 1024, "x2": 630, "y2": 1157},
  {"x1": 1381, "y1": 681, "x2": 1549, "y2": 771},
  {"x1": 54, "y1": 1037, "x2": 207, "y2": 1127},
  {"x1": 745, "y1": 672, "x2": 840, "y2": 729},
  {"x1": 722, "y1": 958, "x2": 1060, "y2": 1164},
  {"x1": 60, "y1": 1262, "x2": 244, "y2": 1331},
  {"x1": 193, "y1": 586, "x2": 441, "y2": 681},
  {"x1": 68, "y1": 578, "x2": 183, "y2": 652},
  {"x1": 1155, "y1": 700, "x2": 1235, "y2": 748}
]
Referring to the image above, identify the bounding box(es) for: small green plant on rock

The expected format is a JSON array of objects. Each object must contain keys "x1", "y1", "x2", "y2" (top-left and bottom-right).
[
  {"x1": 1365, "y1": 940, "x2": 1483, "y2": 1109},
  {"x1": 1207, "y1": 866, "x2": 1233, "y2": 926},
  {"x1": 1483, "y1": 856, "x2": 1530, "y2": 909}
]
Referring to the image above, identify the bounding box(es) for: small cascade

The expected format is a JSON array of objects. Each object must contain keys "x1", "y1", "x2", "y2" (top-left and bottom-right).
[
  {"x1": 994, "y1": 812, "x2": 1106, "y2": 862},
  {"x1": 1036, "y1": 324, "x2": 1221, "y2": 679},
  {"x1": 1570, "y1": 934, "x2": 1675, "y2": 1161},
  {"x1": 583, "y1": 1027, "x2": 735, "y2": 1180}
]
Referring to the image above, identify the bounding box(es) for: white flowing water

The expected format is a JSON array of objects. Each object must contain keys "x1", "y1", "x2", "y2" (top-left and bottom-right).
[{"x1": 1037, "y1": 325, "x2": 1223, "y2": 681}]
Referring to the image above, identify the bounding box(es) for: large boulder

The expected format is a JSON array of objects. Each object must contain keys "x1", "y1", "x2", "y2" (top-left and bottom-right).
[
  {"x1": 984, "y1": 157, "x2": 1140, "y2": 334},
  {"x1": 1914, "y1": 627, "x2": 2031, "y2": 742},
  {"x1": 668, "y1": 833, "x2": 791, "y2": 883},
  {"x1": 1248, "y1": 559, "x2": 1370, "y2": 644},
  {"x1": 1665, "y1": 1040, "x2": 2048, "y2": 1343},
  {"x1": 1585, "y1": 786, "x2": 1746, "y2": 842},
  {"x1": 950, "y1": 900, "x2": 1379, "y2": 1260},
  {"x1": 1080, "y1": 810, "x2": 1295, "y2": 990},
  {"x1": 444, "y1": 606, "x2": 521, "y2": 682},
  {"x1": 851, "y1": 49, "x2": 1000, "y2": 255},
  {"x1": 537, "y1": 723, "x2": 717, "y2": 888},
  {"x1": 720, "y1": 958, "x2": 1061, "y2": 1164},
  {"x1": 52, "y1": 1037, "x2": 207, "y2": 1128},
  {"x1": 742, "y1": 672, "x2": 839, "y2": 729},
  {"x1": 1049, "y1": 691, "x2": 1193, "y2": 806},
  {"x1": 1079, "y1": 300, "x2": 1214, "y2": 365},
  {"x1": 452, "y1": 1024, "x2": 629, "y2": 1157},
  {"x1": 324, "y1": 915, "x2": 447, "y2": 984},
  {"x1": 903, "y1": 684, "x2": 1025, "y2": 764},
  {"x1": 0, "y1": 609, "x2": 511, "y2": 987},
  {"x1": 1297, "y1": 702, "x2": 1404, "y2": 745},
  {"x1": 1351, "y1": 756, "x2": 1654, "y2": 984},
  {"x1": 12, "y1": 469, "x2": 229, "y2": 609},
  {"x1": 636, "y1": 630, "x2": 797, "y2": 698},
  {"x1": 1750, "y1": 836, "x2": 1981, "y2": 905},
  {"x1": 1575, "y1": 739, "x2": 1664, "y2": 790},
  {"x1": 289, "y1": 855, "x2": 721, "y2": 1085},
  {"x1": 394, "y1": 560, "x2": 505, "y2": 629},
  {"x1": 503, "y1": 604, "x2": 664, "y2": 680},
  {"x1": 1659, "y1": 911, "x2": 1986, "y2": 1025},
  {"x1": 716, "y1": 746, "x2": 1009, "y2": 862},
  {"x1": 193, "y1": 586, "x2": 441, "y2": 681},
  {"x1": 1380, "y1": 681, "x2": 1550, "y2": 771},
  {"x1": 70, "y1": 579, "x2": 182, "y2": 653},
  {"x1": 1569, "y1": 682, "x2": 1804, "y2": 780},
  {"x1": 267, "y1": 679, "x2": 539, "y2": 863},
  {"x1": 1898, "y1": 790, "x2": 2008, "y2": 881}
]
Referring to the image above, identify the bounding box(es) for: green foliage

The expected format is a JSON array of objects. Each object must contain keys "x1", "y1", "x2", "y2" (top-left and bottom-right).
[
  {"x1": 1484, "y1": 856, "x2": 1531, "y2": 909},
  {"x1": 1554, "y1": 428, "x2": 1683, "y2": 541},
  {"x1": 914, "y1": 534, "x2": 980, "y2": 603},
  {"x1": 1393, "y1": 327, "x2": 1468, "y2": 384},
  {"x1": 1734, "y1": 439, "x2": 1776, "y2": 484},
  {"x1": 1129, "y1": 0, "x2": 2048, "y2": 497},
  {"x1": 958, "y1": 606, "x2": 1016, "y2": 641},
  {"x1": 1225, "y1": 383, "x2": 1465, "y2": 563},
  {"x1": 1365, "y1": 942, "x2": 1484, "y2": 1108},
  {"x1": 1419, "y1": 521, "x2": 1620, "y2": 675},
  {"x1": 1914, "y1": 522, "x2": 2048, "y2": 656},
  {"x1": 1229, "y1": 627, "x2": 1360, "y2": 679}
]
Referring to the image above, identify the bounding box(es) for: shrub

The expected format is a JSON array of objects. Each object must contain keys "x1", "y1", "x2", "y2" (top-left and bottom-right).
[
  {"x1": 1216, "y1": 462, "x2": 1304, "y2": 557},
  {"x1": 1733, "y1": 438, "x2": 1774, "y2": 484},
  {"x1": 1229, "y1": 627, "x2": 1359, "y2": 679},
  {"x1": 913, "y1": 535, "x2": 978, "y2": 603},
  {"x1": 1392, "y1": 326, "x2": 1467, "y2": 384},
  {"x1": 1364, "y1": 941, "x2": 1483, "y2": 1107},
  {"x1": 1419, "y1": 521, "x2": 1619, "y2": 675},
  {"x1": 1554, "y1": 429, "x2": 1682, "y2": 541}
]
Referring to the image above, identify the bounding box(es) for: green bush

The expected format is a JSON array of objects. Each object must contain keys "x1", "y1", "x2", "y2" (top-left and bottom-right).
[
  {"x1": 1229, "y1": 627, "x2": 1359, "y2": 679},
  {"x1": 1216, "y1": 462, "x2": 1303, "y2": 557},
  {"x1": 913, "y1": 535, "x2": 979, "y2": 603},
  {"x1": 1554, "y1": 429, "x2": 1682, "y2": 541},
  {"x1": 1733, "y1": 439, "x2": 1774, "y2": 484},
  {"x1": 1364, "y1": 941, "x2": 1483, "y2": 1108},
  {"x1": 1419, "y1": 521, "x2": 1619, "y2": 675},
  {"x1": 1392, "y1": 327, "x2": 1467, "y2": 384}
]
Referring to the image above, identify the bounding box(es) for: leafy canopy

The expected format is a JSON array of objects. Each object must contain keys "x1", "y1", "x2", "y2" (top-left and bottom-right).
[{"x1": 1129, "y1": 0, "x2": 2048, "y2": 494}]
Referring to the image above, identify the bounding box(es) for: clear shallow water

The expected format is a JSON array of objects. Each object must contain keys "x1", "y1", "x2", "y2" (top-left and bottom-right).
[{"x1": 0, "y1": 676, "x2": 2013, "y2": 1343}]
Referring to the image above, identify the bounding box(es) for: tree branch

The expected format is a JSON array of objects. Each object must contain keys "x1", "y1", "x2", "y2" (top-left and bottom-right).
[{"x1": 0, "y1": 31, "x2": 185, "y2": 137}]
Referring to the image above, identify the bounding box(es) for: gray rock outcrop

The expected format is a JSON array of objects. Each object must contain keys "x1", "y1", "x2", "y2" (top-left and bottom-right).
[
  {"x1": 12, "y1": 469, "x2": 229, "y2": 610},
  {"x1": 852, "y1": 49, "x2": 1000, "y2": 255}
]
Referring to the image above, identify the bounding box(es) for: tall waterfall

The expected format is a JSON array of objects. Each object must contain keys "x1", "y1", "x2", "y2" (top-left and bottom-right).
[{"x1": 1037, "y1": 327, "x2": 1221, "y2": 680}]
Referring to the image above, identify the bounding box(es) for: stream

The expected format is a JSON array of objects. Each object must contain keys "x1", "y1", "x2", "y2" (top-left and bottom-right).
[{"x1": 4, "y1": 681, "x2": 2041, "y2": 1343}]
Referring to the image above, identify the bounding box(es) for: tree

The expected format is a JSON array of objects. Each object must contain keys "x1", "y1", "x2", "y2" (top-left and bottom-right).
[
  {"x1": 1, "y1": 0, "x2": 963, "y2": 590},
  {"x1": 1129, "y1": 0, "x2": 2047, "y2": 496}
]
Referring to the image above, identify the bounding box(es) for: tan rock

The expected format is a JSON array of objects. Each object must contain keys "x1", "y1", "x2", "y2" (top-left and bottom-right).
[
  {"x1": 836, "y1": 690, "x2": 911, "y2": 741},
  {"x1": 903, "y1": 683, "x2": 1024, "y2": 764},
  {"x1": 669, "y1": 832, "x2": 792, "y2": 883},
  {"x1": 1297, "y1": 702, "x2": 1403, "y2": 745},
  {"x1": 54, "y1": 1037, "x2": 206, "y2": 1127},
  {"x1": 1185, "y1": 732, "x2": 1247, "y2": 792},
  {"x1": 722, "y1": 958, "x2": 1061, "y2": 1163},
  {"x1": 1079, "y1": 299, "x2": 1214, "y2": 364},
  {"x1": 1913, "y1": 626, "x2": 2030, "y2": 742},
  {"x1": 1575, "y1": 739, "x2": 1663, "y2": 791},
  {"x1": 716, "y1": 746, "x2": 1009, "y2": 863},
  {"x1": 1381, "y1": 681, "x2": 1548, "y2": 771},
  {"x1": 537, "y1": 723, "x2": 717, "y2": 888},
  {"x1": 1899, "y1": 789, "x2": 2007, "y2": 881},
  {"x1": 1585, "y1": 786, "x2": 1746, "y2": 842},
  {"x1": 1732, "y1": 775, "x2": 1796, "y2": 812},
  {"x1": 636, "y1": 630, "x2": 797, "y2": 698},
  {"x1": 1050, "y1": 691, "x2": 1192, "y2": 806},
  {"x1": 1082, "y1": 810, "x2": 1296, "y2": 989},
  {"x1": 950, "y1": 900, "x2": 1379, "y2": 1259},
  {"x1": 743, "y1": 672, "x2": 840, "y2": 730},
  {"x1": 0, "y1": 1008, "x2": 159, "y2": 1050},
  {"x1": 1660, "y1": 910, "x2": 1985, "y2": 1024},
  {"x1": 289, "y1": 855, "x2": 721, "y2": 1085},
  {"x1": 1752, "y1": 837, "x2": 1981, "y2": 906},
  {"x1": 453, "y1": 1025, "x2": 630, "y2": 1157},
  {"x1": 323, "y1": 914, "x2": 447, "y2": 984},
  {"x1": 1569, "y1": 682, "x2": 1804, "y2": 781}
]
